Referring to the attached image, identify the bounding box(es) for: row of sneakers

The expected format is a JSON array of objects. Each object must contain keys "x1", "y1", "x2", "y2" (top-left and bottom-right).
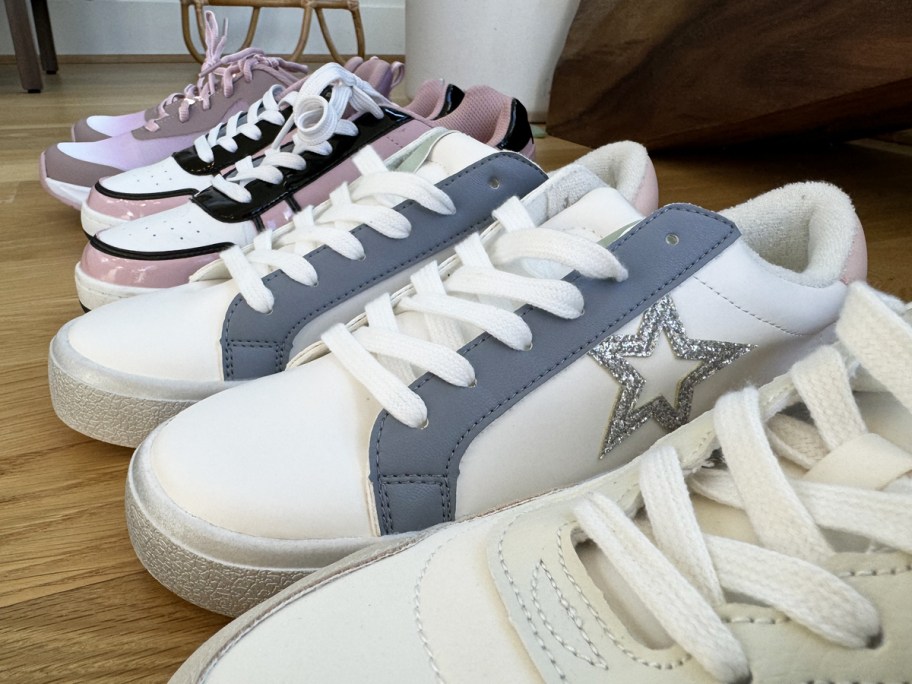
[
  {"x1": 51, "y1": 141, "x2": 867, "y2": 594},
  {"x1": 45, "y1": 28, "x2": 910, "y2": 682},
  {"x1": 71, "y1": 68, "x2": 533, "y2": 311},
  {"x1": 39, "y1": 14, "x2": 536, "y2": 316}
]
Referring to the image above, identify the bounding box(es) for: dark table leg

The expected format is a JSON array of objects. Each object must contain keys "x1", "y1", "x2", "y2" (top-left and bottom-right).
[
  {"x1": 3, "y1": 0, "x2": 43, "y2": 92},
  {"x1": 30, "y1": 0, "x2": 57, "y2": 73}
]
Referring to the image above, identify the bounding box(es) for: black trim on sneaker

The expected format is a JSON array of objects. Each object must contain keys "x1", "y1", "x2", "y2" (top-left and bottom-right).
[
  {"x1": 435, "y1": 85, "x2": 465, "y2": 119},
  {"x1": 93, "y1": 182, "x2": 198, "y2": 202},
  {"x1": 495, "y1": 99, "x2": 534, "y2": 153},
  {"x1": 89, "y1": 234, "x2": 234, "y2": 261},
  {"x1": 190, "y1": 107, "x2": 414, "y2": 224},
  {"x1": 173, "y1": 110, "x2": 292, "y2": 176}
]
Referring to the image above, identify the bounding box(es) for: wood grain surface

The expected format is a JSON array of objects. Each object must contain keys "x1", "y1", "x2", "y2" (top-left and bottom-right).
[
  {"x1": 1, "y1": 63, "x2": 911, "y2": 682},
  {"x1": 549, "y1": 0, "x2": 912, "y2": 149}
]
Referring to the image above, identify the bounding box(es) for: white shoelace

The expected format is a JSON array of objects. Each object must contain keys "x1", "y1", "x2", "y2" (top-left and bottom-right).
[
  {"x1": 145, "y1": 12, "x2": 306, "y2": 132},
  {"x1": 321, "y1": 198, "x2": 629, "y2": 428},
  {"x1": 193, "y1": 84, "x2": 293, "y2": 164},
  {"x1": 218, "y1": 146, "x2": 455, "y2": 314},
  {"x1": 152, "y1": 11, "x2": 228, "y2": 119},
  {"x1": 575, "y1": 283, "x2": 912, "y2": 683},
  {"x1": 212, "y1": 63, "x2": 388, "y2": 204}
]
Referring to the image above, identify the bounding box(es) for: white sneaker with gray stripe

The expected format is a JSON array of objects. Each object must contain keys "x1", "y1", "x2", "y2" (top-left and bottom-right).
[
  {"x1": 49, "y1": 135, "x2": 656, "y2": 448},
  {"x1": 126, "y1": 177, "x2": 867, "y2": 616}
]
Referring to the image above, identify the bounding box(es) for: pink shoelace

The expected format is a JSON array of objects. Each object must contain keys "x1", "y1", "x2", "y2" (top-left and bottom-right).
[{"x1": 145, "y1": 10, "x2": 306, "y2": 130}]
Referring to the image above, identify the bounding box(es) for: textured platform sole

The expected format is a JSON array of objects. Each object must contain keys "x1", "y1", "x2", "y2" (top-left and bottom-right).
[
  {"x1": 48, "y1": 321, "x2": 225, "y2": 447},
  {"x1": 126, "y1": 432, "x2": 382, "y2": 616},
  {"x1": 39, "y1": 152, "x2": 90, "y2": 210}
]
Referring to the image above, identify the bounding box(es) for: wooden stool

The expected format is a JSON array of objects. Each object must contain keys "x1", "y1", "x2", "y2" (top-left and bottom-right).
[
  {"x1": 4, "y1": 0, "x2": 58, "y2": 93},
  {"x1": 181, "y1": 0, "x2": 365, "y2": 65}
]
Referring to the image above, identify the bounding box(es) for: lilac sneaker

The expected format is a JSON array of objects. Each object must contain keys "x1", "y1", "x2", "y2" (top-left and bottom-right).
[
  {"x1": 40, "y1": 35, "x2": 308, "y2": 209},
  {"x1": 71, "y1": 11, "x2": 239, "y2": 143},
  {"x1": 74, "y1": 67, "x2": 533, "y2": 310},
  {"x1": 79, "y1": 58, "x2": 420, "y2": 236}
]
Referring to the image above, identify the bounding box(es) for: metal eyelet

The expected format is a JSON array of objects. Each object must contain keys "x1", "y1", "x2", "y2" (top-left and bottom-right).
[
  {"x1": 666, "y1": 233, "x2": 680, "y2": 245},
  {"x1": 730, "y1": 671, "x2": 753, "y2": 684},
  {"x1": 489, "y1": 177, "x2": 501, "y2": 189},
  {"x1": 417, "y1": 418, "x2": 430, "y2": 430},
  {"x1": 522, "y1": 341, "x2": 534, "y2": 352},
  {"x1": 866, "y1": 629, "x2": 884, "y2": 649},
  {"x1": 467, "y1": 378, "x2": 478, "y2": 388}
]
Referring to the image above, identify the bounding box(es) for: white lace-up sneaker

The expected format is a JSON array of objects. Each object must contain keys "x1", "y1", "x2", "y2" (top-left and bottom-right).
[
  {"x1": 41, "y1": 35, "x2": 309, "y2": 209},
  {"x1": 50, "y1": 139, "x2": 655, "y2": 448},
  {"x1": 78, "y1": 57, "x2": 412, "y2": 237},
  {"x1": 70, "y1": 10, "x2": 235, "y2": 143},
  {"x1": 169, "y1": 282, "x2": 912, "y2": 683},
  {"x1": 74, "y1": 63, "x2": 532, "y2": 310},
  {"x1": 126, "y1": 179, "x2": 866, "y2": 616}
]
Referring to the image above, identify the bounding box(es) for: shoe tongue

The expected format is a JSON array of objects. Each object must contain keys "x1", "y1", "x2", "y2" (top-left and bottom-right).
[
  {"x1": 507, "y1": 186, "x2": 643, "y2": 281},
  {"x1": 392, "y1": 180, "x2": 644, "y2": 347},
  {"x1": 540, "y1": 186, "x2": 642, "y2": 242},
  {"x1": 399, "y1": 130, "x2": 499, "y2": 184}
]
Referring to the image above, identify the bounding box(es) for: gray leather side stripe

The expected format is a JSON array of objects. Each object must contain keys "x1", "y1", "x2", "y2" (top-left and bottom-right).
[
  {"x1": 220, "y1": 153, "x2": 547, "y2": 380},
  {"x1": 369, "y1": 204, "x2": 740, "y2": 534}
]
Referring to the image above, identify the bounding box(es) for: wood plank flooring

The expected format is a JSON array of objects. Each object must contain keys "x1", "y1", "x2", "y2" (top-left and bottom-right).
[{"x1": 1, "y1": 63, "x2": 911, "y2": 682}]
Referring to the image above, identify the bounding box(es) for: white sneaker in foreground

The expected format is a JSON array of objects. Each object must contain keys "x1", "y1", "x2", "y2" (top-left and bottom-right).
[
  {"x1": 170, "y1": 282, "x2": 912, "y2": 683},
  {"x1": 128, "y1": 180, "x2": 865, "y2": 616}
]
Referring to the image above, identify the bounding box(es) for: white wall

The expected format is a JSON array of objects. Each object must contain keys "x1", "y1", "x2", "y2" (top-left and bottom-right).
[{"x1": 0, "y1": 0, "x2": 404, "y2": 56}]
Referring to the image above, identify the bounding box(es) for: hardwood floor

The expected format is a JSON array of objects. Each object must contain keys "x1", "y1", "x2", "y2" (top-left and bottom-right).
[{"x1": 1, "y1": 63, "x2": 911, "y2": 682}]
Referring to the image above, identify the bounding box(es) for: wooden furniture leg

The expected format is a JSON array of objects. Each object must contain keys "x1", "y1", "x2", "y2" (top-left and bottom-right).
[
  {"x1": 180, "y1": 0, "x2": 365, "y2": 65},
  {"x1": 3, "y1": 0, "x2": 42, "y2": 92},
  {"x1": 30, "y1": 0, "x2": 57, "y2": 74},
  {"x1": 314, "y1": 1, "x2": 364, "y2": 64}
]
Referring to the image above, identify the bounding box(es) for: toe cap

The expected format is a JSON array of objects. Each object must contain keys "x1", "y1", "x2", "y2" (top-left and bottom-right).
[{"x1": 43, "y1": 143, "x2": 122, "y2": 187}]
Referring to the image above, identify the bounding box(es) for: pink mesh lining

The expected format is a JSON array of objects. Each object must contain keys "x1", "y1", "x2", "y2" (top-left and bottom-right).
[
  {"x1": 428, "y1": 86, "x2": 515, "y2": 147},
  {"x1": 403, "y1": 79, "x2": 448, "y2": 119},
  {"x1": 354, "y1": 57, "x2": 395, "y2": 96}
]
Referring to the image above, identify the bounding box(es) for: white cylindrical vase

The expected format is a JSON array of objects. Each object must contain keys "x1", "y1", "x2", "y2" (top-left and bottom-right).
[{"x1": 404, "y1": 0, "x2": 580, "y2": 122}]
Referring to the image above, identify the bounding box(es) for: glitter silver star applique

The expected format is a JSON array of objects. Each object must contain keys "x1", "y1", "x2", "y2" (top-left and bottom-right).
[{"x1": 588, "y1": 295, "x2": 753, "y2": 458}]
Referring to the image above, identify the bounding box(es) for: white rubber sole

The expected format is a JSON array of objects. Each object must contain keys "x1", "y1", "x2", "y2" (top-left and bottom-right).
[
  {"x1": 42, "y1": 175, "x2": 90, "y2": 210},
  {"x1": 48, "y1": 320, "x2": 231, "y2": 447},
  {"x1": 80, "y1": 201, "x2": 125, "y2": 236},
  {"x1": 38, "y1": 150, "x2": 91, "y2": 210},
  {"x1": 126, "y1": 428, "x2": 386, "y2": 616},
  {"x1": 74, "y1": 262, "x2": 155, "y2": 310}
]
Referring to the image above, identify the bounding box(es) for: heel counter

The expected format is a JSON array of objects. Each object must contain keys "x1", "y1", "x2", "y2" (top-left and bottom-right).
[
  {"x1": 435, "y1": 85, "x2": 466, "y2": 119},
  {"x1": 633, "y1": 153, "x2": 660, "y2": 216},
  {"x1": 840, "y1": 218, "x2": 868, "y2": 284},
  {"x1": 497, "y1": 99, "x2": 535, "y2": 156}
]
